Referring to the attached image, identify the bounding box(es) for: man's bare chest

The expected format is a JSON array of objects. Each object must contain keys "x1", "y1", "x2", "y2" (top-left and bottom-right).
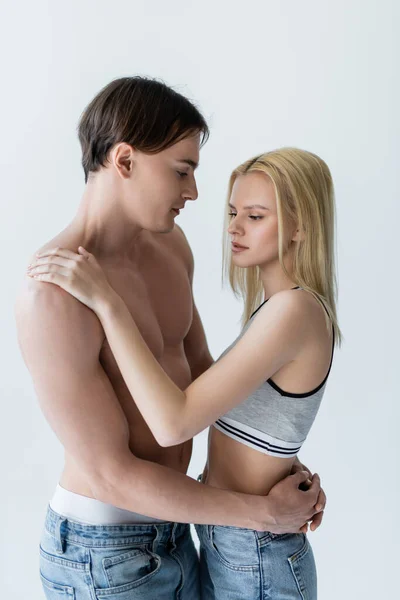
[{"x1": 99, "y1": 247, "x2": 193, "y2": 369}]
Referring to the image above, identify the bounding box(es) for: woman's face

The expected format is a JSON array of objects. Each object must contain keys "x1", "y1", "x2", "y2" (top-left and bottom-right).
[{"x1": 227, "y1": 172, "x2": 296, "y2": 269}]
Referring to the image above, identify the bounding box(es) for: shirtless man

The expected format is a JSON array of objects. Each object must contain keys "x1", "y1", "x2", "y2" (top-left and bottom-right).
[{"x1": 15, "y1": 77, "x2": 325, "y2": 599}]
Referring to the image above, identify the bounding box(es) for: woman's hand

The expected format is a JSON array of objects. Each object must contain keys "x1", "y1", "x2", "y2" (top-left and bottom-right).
[{"x1": 26, "y1": 247, "x2": 117, "y2": 315}]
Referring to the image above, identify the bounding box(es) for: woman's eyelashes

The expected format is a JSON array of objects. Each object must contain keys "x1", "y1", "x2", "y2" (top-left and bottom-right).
[
  {"x1": 177, "y1": 170, "x2": 188, "y2": 178},
  {"x1": 228, "y1": 212, "x2": 263, "y2": 221}
]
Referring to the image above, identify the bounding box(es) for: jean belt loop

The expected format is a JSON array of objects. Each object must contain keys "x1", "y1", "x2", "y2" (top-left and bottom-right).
[
  {"x1": 171, "y1": 522, "x2": 179, "y2": 548},
  {"x1": 54, "y1": 516, "x2": 67, "y2": 555},
  {"x1": 152, "y1": 524, "x2": 162, "y2": 554},
  {"x1": 207, "y1": 524, "x2": 213, "y2": 541}
]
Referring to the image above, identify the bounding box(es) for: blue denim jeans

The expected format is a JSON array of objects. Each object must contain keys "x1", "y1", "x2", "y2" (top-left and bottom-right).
[
  {"x1": 39, "y1": 505, "x2": 200, "y2": 599},
  {"x1": 195, "y1": 524, "x2": 317, "y2": 600}
]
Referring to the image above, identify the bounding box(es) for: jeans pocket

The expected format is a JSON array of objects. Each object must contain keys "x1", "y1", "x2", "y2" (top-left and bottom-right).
[
  {"x1": 103, "y1": 547, "x2": 161, "y2": 588},
  {"x1": 93, "y1": 547, "x2": 162, "y2": 597},
  {"x1": 288, "y1": 535, "x2": 317, "y2": 600},
  {"x1": 40, "y1": 572, "x2": 75, "y2": 598},
  {"x1": 39, "y1": 541, "x2": 87, "y2": 599},
  {"x1": 208, "y1": 526, "x2": 259, "y2": 571}
]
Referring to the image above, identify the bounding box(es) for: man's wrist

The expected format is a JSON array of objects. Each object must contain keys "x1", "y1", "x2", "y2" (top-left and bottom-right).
[{"x1": 240, "y1": 493, "x2": 277, "y2": 531}]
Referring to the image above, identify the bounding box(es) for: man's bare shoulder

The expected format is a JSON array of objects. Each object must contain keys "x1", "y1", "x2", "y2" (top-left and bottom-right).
[
  {"x1": 26, "y1": 230, "x2": 82, "y2": 264},
  {"x1": 15, "y1": 277, "x2": 104, "y2": 358},
  {"x1": 18, "y1": 228, "x2": 103, "y2": 335}
]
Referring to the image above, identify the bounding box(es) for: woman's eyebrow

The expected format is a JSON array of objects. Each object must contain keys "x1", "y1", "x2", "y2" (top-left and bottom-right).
[{"x1": 228, "y1": 203, "x2": 268, "y2": 210}]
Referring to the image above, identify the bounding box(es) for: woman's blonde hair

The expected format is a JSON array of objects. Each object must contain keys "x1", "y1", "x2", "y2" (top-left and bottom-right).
[{"x1": 222, "y1": 147, "x2": 342, "y2": 346}]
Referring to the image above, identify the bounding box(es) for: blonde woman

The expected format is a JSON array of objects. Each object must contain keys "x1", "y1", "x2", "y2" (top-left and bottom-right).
[{"x1": 28, "y1": 147, "x2": 340, "y2": 599}]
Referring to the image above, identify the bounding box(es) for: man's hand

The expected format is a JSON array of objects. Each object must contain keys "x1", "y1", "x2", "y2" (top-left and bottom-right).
[
  {"x1": 290, "y1": 457, "x2": 326, "y2": 533},
  {"x1": 255, "y1": 470, "x2": 322, "y2": 534}
]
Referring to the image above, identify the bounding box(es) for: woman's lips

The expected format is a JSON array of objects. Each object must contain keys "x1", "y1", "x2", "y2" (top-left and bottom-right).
[{"x1": 231, "y1": 243, "x2": 248, "y2": 253}]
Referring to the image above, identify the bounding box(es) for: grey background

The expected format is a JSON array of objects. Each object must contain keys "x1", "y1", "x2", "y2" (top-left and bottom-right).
[{"x1": 1, "y1": 1, "x2": 398, "y2": 598}]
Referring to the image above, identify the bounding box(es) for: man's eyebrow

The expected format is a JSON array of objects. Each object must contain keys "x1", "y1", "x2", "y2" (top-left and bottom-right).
[
  {"x1": 178, "y1": 159, "x2": 199, "y2": 170},
  {"x1": 228, "y1": 203, "x2": 268, "y2": 210}
]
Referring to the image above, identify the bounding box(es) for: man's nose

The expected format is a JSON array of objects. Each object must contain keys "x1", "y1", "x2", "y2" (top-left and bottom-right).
[{"x1": 183, "y1": 177, "x2": 198, "y2": 201}]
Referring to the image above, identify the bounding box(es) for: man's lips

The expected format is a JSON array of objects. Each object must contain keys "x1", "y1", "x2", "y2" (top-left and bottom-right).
[{"x1": 172, "y1": 205, "x2": 185, "y2": 215}]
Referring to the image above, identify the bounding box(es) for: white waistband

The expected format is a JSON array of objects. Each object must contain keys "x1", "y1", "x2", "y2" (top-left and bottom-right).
[{"x1": 49, "y1": 484, "x2": 167, "y2": 525}]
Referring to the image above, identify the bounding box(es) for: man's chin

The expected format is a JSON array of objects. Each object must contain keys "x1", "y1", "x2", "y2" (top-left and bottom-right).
[
  {"x1": 142, "y1": 217, "x2": 174, "y2": 235},
  {"x1": 155, "y1": 221, "x2": 175, "y2": 234}
]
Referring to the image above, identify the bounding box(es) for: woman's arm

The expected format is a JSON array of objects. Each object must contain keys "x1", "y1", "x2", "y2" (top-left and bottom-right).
[
  {"x1": 28, "y1": 247, "x2": 308, "y2": 446},
  {"x1": 97, "y1": 287, "x2": 306, "y2": 446}
]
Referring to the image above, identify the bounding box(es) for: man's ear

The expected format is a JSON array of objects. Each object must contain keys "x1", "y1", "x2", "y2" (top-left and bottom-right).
[{"x1": 110, "y1": 143, "x2": 135, "y2": 179}]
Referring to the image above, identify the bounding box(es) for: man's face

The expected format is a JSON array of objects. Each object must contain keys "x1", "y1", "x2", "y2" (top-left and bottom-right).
[{"x1": 123, "y1": 132, "x2": 200, "y2": 233}]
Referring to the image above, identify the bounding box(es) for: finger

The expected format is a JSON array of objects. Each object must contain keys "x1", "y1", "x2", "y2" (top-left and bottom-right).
[
  {"x1": 292, "y1": 470, "x2": 311, "y2": 486},
  {"x1": 306, "y1": 473, "x2": 321, "y2": 500},
  {"x1": 309, "y1": 510, "x2": 324, "y2": 532},
  {"x1": 28, "y1": 256, "x2": 77, "y2": 270},
  {"x1": 27, "y1": 264, "x2": 71, "y2": 278},
  {"x1": 27, "y1": 272, "x2": 67, "y2": 287},
  {"x1": 300, "y1": 462, "x2": 312, "y2": 478},
  {"x1": 78, "y1": 246, "x2": 97, "y2": 263},
  {"x1": 315, "y1": 488, "x2": 326, "y2": 512},
  {"x1": 300, "y1": 523, "x2": 309, "y2": 534},
  {"x1": 36, "y1": 247, "x2": 80, "y2": 260},
  {"x1": 291, "y1": 460, "x2": 310, "y2": 478},
  {"x1": 78, "y1": 246, "x2": 91, "y2": 257}
]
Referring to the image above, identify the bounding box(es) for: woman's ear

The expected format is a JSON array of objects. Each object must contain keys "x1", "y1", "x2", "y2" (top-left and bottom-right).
[
  {"x1": 291, "y1": 225, "x2": 306, "y2": 243},
  {"x1": 110, "y1": 143, "x2": 135, "y2": 179}
]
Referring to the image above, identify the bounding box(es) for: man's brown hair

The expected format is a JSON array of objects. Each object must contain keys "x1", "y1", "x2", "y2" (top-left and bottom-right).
[{"x1": 78, "y1": 76, "x2": 209, "y2": 182}]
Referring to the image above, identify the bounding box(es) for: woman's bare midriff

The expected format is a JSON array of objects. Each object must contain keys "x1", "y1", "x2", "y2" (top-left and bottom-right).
[{"x1": 202, "y1": 427, "x2": 295, "y2": 496}]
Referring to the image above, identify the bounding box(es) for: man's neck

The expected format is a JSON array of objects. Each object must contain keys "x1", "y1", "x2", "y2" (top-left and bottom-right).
[{"x1": 68, "y1": 176, "x2": 146, "y2": 262}]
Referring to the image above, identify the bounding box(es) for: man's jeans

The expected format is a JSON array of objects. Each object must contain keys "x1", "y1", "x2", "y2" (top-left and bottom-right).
[{"x1": 39, "y1": 505, "x2": 200, "y2": 599}]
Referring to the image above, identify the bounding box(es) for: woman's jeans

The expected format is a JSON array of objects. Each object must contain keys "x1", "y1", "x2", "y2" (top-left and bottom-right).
[
  {"x1": 195, "y1": 523, "x2": 317, "y2": 600},
  {"x1": 39, "y1": 505, "x2": 200, "y2": 599}
]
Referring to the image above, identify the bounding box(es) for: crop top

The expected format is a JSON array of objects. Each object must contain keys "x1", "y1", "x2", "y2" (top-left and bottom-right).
[{"x1": 213, "y1": 287, "x2": 334, "y2": 458}]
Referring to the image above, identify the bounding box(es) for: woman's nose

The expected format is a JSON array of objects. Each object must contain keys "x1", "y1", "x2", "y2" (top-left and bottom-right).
[{"x1": 228, "y1": 216, "x2": 242, "y2": 234}]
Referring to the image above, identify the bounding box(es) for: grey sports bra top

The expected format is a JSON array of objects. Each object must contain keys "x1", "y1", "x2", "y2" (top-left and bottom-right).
[{"x1": 213, "y1": 287, "x2": 335, "y2": 458}]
